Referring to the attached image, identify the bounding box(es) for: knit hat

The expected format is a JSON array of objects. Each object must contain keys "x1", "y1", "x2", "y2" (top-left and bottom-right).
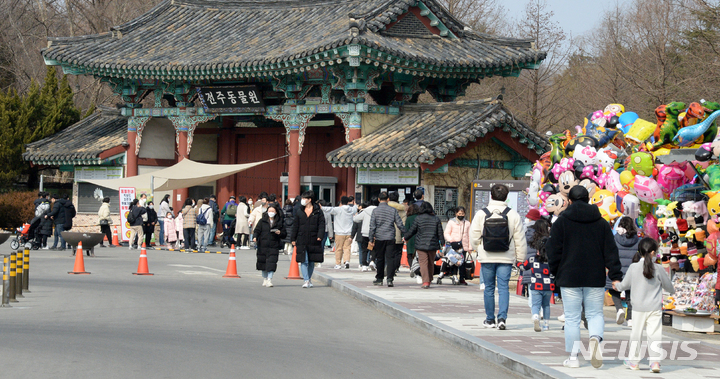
[
  {"x1": 526, "y1": 209, "x2": 542, "y2": 221},
  {"x1": 676, "y1": 219, "x2": 689, "y2": 233}
]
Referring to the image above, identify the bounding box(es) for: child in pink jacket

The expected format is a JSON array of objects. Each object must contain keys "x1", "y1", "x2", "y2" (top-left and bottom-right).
[
  {"x1": 164, "y1": 211, "x2": 177, "y2": 249},
  {"x1": 175, "y1": 210, "x2": 184, "y2": 249}
]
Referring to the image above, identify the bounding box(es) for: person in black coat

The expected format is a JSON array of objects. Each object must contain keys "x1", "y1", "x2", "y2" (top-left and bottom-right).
[
  {"x1": 62, "y1": 194, "x2": 76, "y2": 231},
  {"x1": 404, "y1": 201, "x2": 445, "y2": 289},
  {"x1": 253, "y1": 204, "x2": 287, "y2": 287},
  {"x1": 605, "y1": 217, "x2": 640, "y2": 325},
  {"x1": 143, "y1": 201, "x2": 158, "y2": 247},
  {"x1": 281, "y1": 199, "x2": 295, "y2": 254},
  {"x1": 291, "y1": 190, "x2": 325, "y2": 288},
  {"x1": 49, "y1": 195, "x2": 67, "y2": 250},
  {"x1": 545, "y1": 186, "x2": 622, "y2": 368},
  {"x1": 128, "y1": 199, "x2": 147, "y2": 249},
  {"x1": 38, "y1": 203, "x2": 54, "y2": 249}
]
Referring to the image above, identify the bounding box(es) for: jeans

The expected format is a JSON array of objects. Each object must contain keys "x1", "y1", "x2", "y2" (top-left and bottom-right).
[
  {"x1": 359, "y1": 237, "x2": 369, "y2": 266},
  {"x1": 561, "y1": 287, "x2": 605, "y2": 353},
  {"x1": 197, "y1": 224, "x2": 211, "y2": 249},
  {"x1": 373, "y1": 240, "x2": 398, "y2": 281},
  {"x1": 261, "y1": 270, "x2": 274, "y2": 279},
  {"x1": 51, "y1": 224, "x2": 66, "y2": 249},
  {"x1": 299, "y1": 250, "x2": 314, "y2": 281},
  {"x1": 531, "y1": 290, "x2": 552, "y2": 320},
  {"x1": 481, "y1": 263, "x2": 512, "y2": 322},
  {"x1": 158, "y1": 219, "x2": 165, "y2": 245},
  {"x1": 210, "y1": 221, "x2": 217, "y2": 245}
]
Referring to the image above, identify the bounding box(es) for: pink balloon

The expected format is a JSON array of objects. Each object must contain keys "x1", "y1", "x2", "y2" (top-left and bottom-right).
[{"x1": 643, "y1": 214, "x2": 659, "y2": 240}]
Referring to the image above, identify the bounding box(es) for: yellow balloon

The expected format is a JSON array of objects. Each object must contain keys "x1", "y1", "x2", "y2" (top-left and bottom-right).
[
  {"x1": 625, "y1": 118, "x2": 656, "y2": 143},
  {"x1": 620, "y1": 170, "x2": 636, "y2": 194}
]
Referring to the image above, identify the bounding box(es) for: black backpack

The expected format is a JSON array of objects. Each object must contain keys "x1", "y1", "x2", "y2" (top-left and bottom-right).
[
  {"x1": 481, "y1": 207, "x2": 512, "y2": 252},
  {"x1": 127, "y1": 209, "x2": 137, "y2": 224}
]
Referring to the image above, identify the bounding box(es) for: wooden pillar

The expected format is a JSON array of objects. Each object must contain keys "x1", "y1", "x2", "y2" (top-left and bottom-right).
[
  {"x1": 288, "y1": 129, "x2": 301, "y2": 200},
  {"x1": 175, "y1": 130, "x2": 189, "y2": 211},
  {"x1": 126, "y1": 129, "x2": 138, "y2": 177},
  {"x1": 217, "y1": 117, "x2": 234, "y2": 203}
]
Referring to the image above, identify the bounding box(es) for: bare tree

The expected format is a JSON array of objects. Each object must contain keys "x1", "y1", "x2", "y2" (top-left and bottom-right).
[{"x1": 437, "y1": 0, "x2": 507, "y2": 33}]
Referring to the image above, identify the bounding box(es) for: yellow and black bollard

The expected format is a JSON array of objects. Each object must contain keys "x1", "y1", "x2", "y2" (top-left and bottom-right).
[
  {"x1": 2, "y1": 255, "x2": 10, "y2": 307},
  {"x1": 23, "y1": 247, "x2": 29, "y2": 292},
  {"x1": 9, "y1": 252, "x2": 17, "y2": 303},
  {"x1": 15, "y1": 249, "x2": 23, "y2": 298}
]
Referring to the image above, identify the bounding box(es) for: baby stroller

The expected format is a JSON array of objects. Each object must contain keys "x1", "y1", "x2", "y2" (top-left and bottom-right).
[
  {"x1": 11, "y1": 220, "x2": 42, "y2": 250},
  {"x1": 435, "y1": 243, "x2": 475, "y2": 285}
]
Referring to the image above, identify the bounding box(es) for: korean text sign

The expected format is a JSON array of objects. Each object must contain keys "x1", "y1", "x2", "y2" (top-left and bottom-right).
[
  {"x1": 119, "y1": 187, "x2": 135, "y2": 242},
  {"x1": 196, "y1": 85, "x2": 265, "y2": 113}
]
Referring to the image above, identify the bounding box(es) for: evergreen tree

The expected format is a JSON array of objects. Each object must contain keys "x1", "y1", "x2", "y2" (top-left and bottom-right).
[{"x1": 0, "y1": 66, "x2": 80, "y2": 187}]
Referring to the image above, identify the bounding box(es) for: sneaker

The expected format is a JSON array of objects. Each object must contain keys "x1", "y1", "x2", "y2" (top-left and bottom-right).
[
  {"x1": 650, "y1": 362, "x2": 661, "y2": 373},
  {"x1": 542, "y1": 322, "x2": 549, "y2": 331},
  {"x1": 616, "y1": 309, "x2": 626, "y2": 325},
  {"x1": 479, "y1": 283, "x2": 485, "y2": 290},
  {"x1": 302, "y1": 281, "x2": 309, "y2": 288},
  {"x1": 334, "y1": 264, "x2": 343, "y2": 269},
  {"x1": 387, "y1": 280, "x2": 394, "y2": 287},
  {"x1": 266, "y1": 279, "x2": 273, "y2": 288},
  {"x1": 42, "y1": 246, "x2": 49, "y2": 250},
  {"x1": 344, "y1": 261, "x2": 350, "y2": 269},
  {"x1": 533, "y1": 314, "x2": 541, "y2": 332},
  {"x1": 623, "y1": 360, "x2": 639, "y2": 370},
  {"x1": 373, "y1": 279, "x2": 383, "y2": 286},
  {"x1": 497, "y1": 318, "x2": 506, "y2": 330},
  {"x1": 627, "y1": 319, "x2": 633, "y2": 327},
  {"x1": 421, "y1": 282, "x2": 430, "y2": 289},
  {"x1": 368, "y1": 261, "x2": 376, "y2": 270},
  {"x1": 360, "y1": 266, "x2": 366, "y2": 272},
  {"x1": 483, "y1": 320, "x2": 496, "y2": 328},
  {"x1": 563, "y1": 358, "x2": 580, "y2": 368},
  {"x1": 262, "y1": 279, "x2": 268, "y2": 287},
  {"x1": 458, "y1": 279, "x2": 468, "y2": 285},
  {"x1": 558, "y1": 314, "x2": 565, "y2": 322},
  {"x1": 589, "y1": 336, "x2": 603, "y2": 369},
  {"x1": 308, "y1": 281, "x2": 313, "y2": 288},
  {"x1": 416, "y1": 276, "x2": 423, "y2": 284}
]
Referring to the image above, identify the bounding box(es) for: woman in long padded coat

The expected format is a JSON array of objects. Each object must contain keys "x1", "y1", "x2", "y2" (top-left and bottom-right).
[
  {"x1": 291, "y1": 191, "x2": 325, "y2": 288},
  {"x1": 253, "y1": 204, "x2": 286, "y2": 287}
]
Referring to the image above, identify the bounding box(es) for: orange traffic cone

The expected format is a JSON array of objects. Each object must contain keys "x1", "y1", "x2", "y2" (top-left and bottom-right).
[
  {"x1": 473, "y1": 259, "x2": 481, "y2": 278},
  {"x1": 223, "y1": 245, "x2": 241, "y2": 278},
  {"x1": 132, "y1": 243, "x2": 153, "y2": 275},
  {"x1": 285, "y1": 246, "x2": 303, "y2": 280},
  {"x1": 112, "y1": 226, "x2": 120, "y2": 246},
  {"x1": 68, "y1": 242, "x2": 90, "y2": 275},
  {"x1": 400, "y1": 244, "x2": 409, "y2": 268}
]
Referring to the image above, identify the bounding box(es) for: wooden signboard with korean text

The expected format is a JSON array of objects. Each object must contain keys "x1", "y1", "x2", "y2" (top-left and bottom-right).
[{"x1": 196, "y1": 86, "x2": 265, "y2": 114}]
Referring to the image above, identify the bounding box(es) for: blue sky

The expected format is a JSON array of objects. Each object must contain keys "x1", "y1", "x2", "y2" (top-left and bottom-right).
[{"x1": 501, "y1": 0, "x2": 630, "y2": 38}]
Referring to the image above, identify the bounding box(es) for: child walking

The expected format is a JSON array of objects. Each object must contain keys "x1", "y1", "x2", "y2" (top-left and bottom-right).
[
  {"x1": 518, "y1": 236, "x2": 554, "y2": 332},
  {"x1": 614, "y1": 238, "x2": 674, "y2": 373},
  {"x1": 164, "y1": 212, "x2": 177, "y2": 249}
]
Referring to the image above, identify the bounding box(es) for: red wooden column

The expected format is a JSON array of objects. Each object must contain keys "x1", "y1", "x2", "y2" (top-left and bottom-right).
[
  {"x1": 288, "y1": 129, "x2": 301, "y2": 200},
  {"x1": 217, "y1": 117, "x2": 234, "y2": 203},
  {"x1": 126, "y1": 129, "x2": 138, "y2": 177},
  {"x1": 175, "y1": 130, "x2": 189, "y2": 210}
]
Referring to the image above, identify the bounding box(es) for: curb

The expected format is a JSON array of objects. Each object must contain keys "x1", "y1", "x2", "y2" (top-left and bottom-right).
[{"x1": 315, "y1": 272, "x2": 573, "y2": 379}]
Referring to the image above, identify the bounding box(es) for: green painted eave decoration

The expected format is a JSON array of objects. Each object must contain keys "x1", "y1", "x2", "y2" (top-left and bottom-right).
[{"x1": 52, "y1": 43, "x2": 542, "y2": 82}]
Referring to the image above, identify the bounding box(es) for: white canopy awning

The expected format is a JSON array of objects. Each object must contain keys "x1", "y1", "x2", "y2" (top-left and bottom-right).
[{"x1": 82, "y1": 157, "x2": 281, "y2": 191}]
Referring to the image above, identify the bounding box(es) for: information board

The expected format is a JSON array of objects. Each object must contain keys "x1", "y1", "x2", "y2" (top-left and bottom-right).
[
  {"x1": 357, "y1": 168, "x2": 419, "y2": 185},
  {"x1": 74, "y1": 166, "x2": 123, "y2": 182},
  {"x1": 77, "y1": 183, "x2": 120, "y2": 214},
  {"x1": 119, "y1": 187, "x2": 135, "y2": 242},
  {"x1": 470, "y1": 180, "x2": 530, "y2": 221}
]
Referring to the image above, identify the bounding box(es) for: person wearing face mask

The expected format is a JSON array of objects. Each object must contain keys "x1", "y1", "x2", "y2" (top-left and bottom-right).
[
  {"x1": 443, "y1": 206, "x2": 472, "y2": 285},
  {"x1": 143, "y1": 201, "x2": 158, "y2": 247},
  {"x1": 291, "y1": 191, "x2": 325, "y2": 288},
  {"x1": 253, "y1": 204, "x2": 286, "y2": 287}
]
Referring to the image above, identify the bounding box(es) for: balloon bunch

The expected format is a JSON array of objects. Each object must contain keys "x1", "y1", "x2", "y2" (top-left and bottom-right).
[{"x1": 526, "y1": 101, "x2": 720, "y2": 273}]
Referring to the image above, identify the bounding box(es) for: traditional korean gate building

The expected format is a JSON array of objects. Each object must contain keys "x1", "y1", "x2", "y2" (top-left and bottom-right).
[{"x1": 34, "y1": 0, "x2": 547, "y2": 212}]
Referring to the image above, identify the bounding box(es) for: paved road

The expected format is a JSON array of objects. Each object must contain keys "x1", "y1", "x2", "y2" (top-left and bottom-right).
[{"x1": 0, "y1": 247, "x2": 520, "y2": 378}]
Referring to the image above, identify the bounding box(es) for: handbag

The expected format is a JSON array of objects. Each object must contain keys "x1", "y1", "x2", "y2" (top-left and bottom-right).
[
  {"x1": 367, "y1": 239, "x2": 375, "y2": 251},
  {"x1": 99, "y1": 219, "x2": 111, "y2": 225}
]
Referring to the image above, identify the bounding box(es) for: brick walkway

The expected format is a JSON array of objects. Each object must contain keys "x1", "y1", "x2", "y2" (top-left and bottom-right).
[{"x1": 316, "y1": 262, "x2": 720, "y2": 379}]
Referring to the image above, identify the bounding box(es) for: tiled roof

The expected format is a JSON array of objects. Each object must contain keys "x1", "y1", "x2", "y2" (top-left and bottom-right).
[
  {"x1": 326, "y1": 100, "x2": 550, "y2": 168},
  {"x1": 41, "y1": 0, "x2": 545, "y2": 80},
  {"x1": 23, "y1": 107, "x2": 126, "y2": 166}
]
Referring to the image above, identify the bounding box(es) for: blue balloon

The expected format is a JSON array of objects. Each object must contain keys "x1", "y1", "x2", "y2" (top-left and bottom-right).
[{"x1": 618, "y1": 111, "x2": 639, "y2": 134}]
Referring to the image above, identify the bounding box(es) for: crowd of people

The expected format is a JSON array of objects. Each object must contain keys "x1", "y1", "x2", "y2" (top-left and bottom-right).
[{"x1": 32, "y1": 183, "x2": 677, "y2": 372}]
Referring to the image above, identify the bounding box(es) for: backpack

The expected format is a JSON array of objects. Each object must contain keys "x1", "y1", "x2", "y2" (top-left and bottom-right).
[
  {"x1": 481, "y1": 207, "x2": 512, "y2": 252},
  {"x1": 35, "y1": 202, "x2": 50, "y2": 217},
  {"x1": 196, "y1": 208, "x2": 210, "y2": 225},
  {"x1": 127, "y1": 209, "x2": 137, "y2": 224},
  {"x1": 227, "y1": 203, "x2": 237, "y2": 217}
]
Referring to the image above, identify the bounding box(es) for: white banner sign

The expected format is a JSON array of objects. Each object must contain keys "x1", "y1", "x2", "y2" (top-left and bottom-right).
[
  {"x1": 74, "y1": 166, "x2": 123, "y2": 182},
  {"x1": 357, "y1": 167, "x2": 419, "y2": 185}
]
